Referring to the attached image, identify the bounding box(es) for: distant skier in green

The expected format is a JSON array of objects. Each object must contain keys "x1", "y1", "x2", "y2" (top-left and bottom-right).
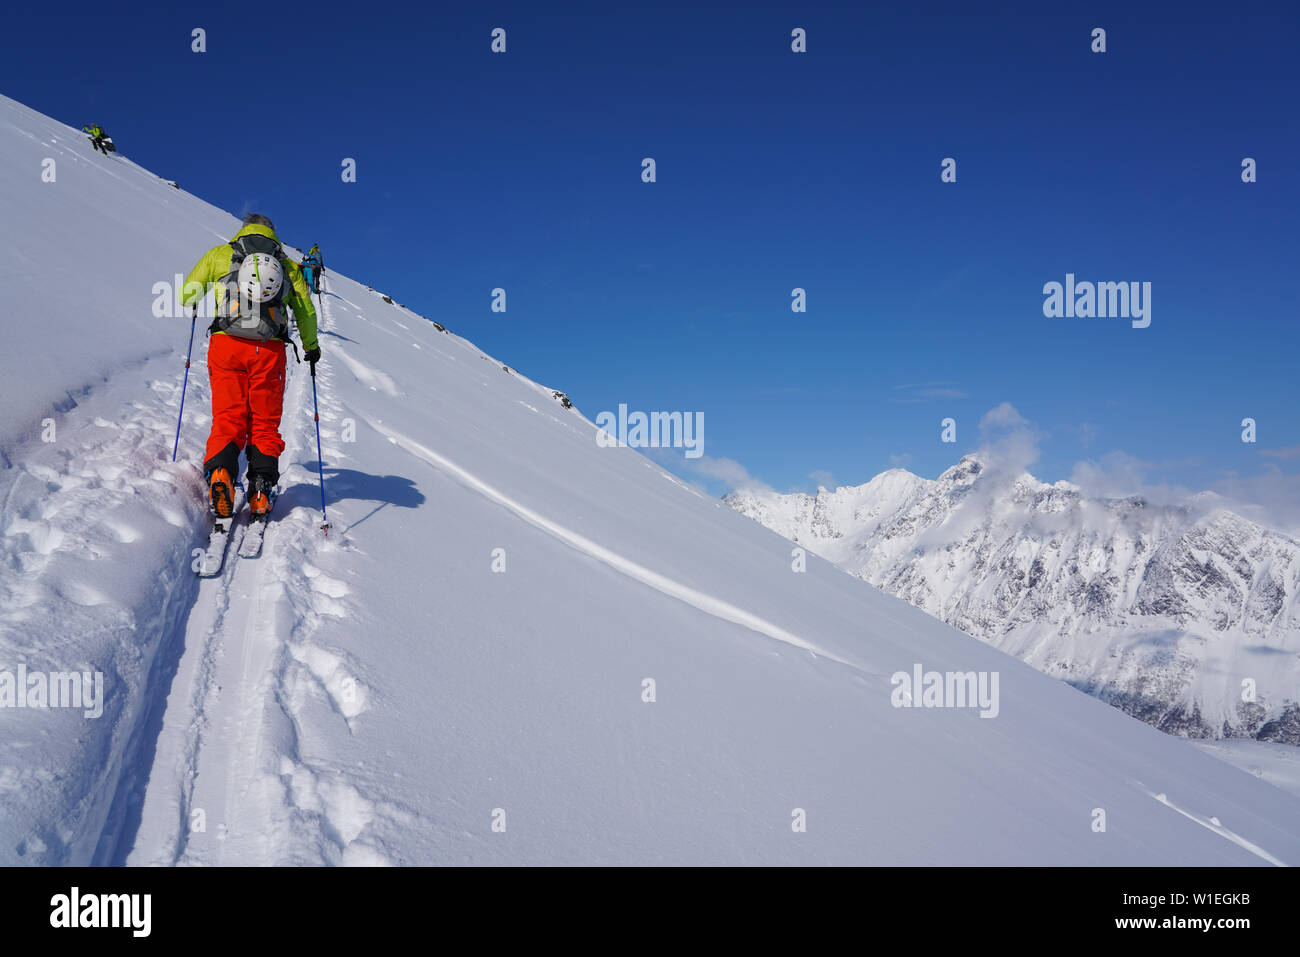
[
  {"x1": 301, "y1": 244, "x2": 324, "y2": 295},
  {"x1": 82, "y1": 123, "x2": 112, "y2": 155}
]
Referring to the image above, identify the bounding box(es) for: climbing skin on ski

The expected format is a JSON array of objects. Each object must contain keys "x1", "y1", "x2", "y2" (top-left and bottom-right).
[
  {"x1": 238, "y1": 477, "x2": 278, "y2": 559},
  {"x1": 198, "y1": 483, "x2": 244, "y2": 577}
]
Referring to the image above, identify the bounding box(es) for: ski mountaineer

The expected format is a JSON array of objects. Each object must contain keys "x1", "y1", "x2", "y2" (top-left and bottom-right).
[
  {"x1": 180, "y1": 214, "x2": 322, "y2": 520},
  {"x1": 301, "y1": 244, "x2": 323, "y2": 295},
  {"x1": 82, "y1": 123, "x2": 110, "y2": 155}
]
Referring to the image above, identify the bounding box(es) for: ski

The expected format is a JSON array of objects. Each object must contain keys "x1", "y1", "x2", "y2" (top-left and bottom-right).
[
  {"x1": 237, "y1": 518, "x2": 266, "y2": 559},
  {"x1": 198, "y1": 487, "x2": 245, "y2": 577},
  {"x1": 238, "y1": 487, "x2": 278, "y2": 559}
]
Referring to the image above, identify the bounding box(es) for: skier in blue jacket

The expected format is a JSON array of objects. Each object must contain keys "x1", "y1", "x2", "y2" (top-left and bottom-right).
[{"x1": 301, "y1": 244, "x2": 324, "y2": 295}]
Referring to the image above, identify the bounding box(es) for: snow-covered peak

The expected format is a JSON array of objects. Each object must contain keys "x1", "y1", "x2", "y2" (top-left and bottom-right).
[{"x1": 728, "y1": 455, "x2": 1300, "y2": 745}]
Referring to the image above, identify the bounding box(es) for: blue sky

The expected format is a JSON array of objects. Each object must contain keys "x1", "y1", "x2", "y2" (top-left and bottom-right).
[{"x1": 7, "y1": 1, "x2": 1298, "y2": 515}]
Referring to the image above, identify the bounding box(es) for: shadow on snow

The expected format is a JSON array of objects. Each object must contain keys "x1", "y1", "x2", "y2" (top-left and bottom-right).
[{"x1": 280, "y1": 462, "x2": 425, "y2": 531}]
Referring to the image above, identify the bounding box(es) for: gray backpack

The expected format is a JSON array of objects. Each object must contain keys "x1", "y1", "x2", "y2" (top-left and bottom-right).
[{"x1": 210, "y1": 233, "x2": 292, "y2": 342}]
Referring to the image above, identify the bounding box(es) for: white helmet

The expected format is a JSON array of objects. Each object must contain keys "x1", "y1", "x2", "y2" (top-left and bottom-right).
[{"x1": 237, "y1": 252, "x2": 284, "y2": 304}]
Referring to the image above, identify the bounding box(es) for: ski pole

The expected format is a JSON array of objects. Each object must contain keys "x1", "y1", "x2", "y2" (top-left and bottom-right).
[
  {"x1": 310, "y1": 359, "x2": 330, "y2": 534},
  {"x1": 172, "y1": 307, "x2": 197, "y2": 462}
]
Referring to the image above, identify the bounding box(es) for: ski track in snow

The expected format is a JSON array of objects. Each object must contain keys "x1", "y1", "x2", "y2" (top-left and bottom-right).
[
  {"x1": 357, "y1": 413, "x2": 851, "y2": 667},
  {"x1": 136, "y1": 276, "x2": 401, "y2": 867},
  {"x1": 1147, "y1": 790, "x2": 1287, "y2": 867}
]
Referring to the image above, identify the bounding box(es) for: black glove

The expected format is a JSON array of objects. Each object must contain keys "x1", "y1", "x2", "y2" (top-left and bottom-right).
[{"x1": 305, "y1": 346, "x2": 321, "y2": 372}]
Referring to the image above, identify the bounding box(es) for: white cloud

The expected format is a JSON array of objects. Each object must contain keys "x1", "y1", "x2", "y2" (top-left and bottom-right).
[
  {"x1": 809, "y1": 470, "x2": 837, "y2": 490},
  {"x1": 1211, "y1": 466, "x2": 1300, "y2": 537},
  {"x1": 974, "y1": 402, "x2": 1042, "y2": 478},
  {"x1": 1066, "y1": 452, "x2": 1300, "y2": 535},
  {"x1": 1260, "y1": 445, "x2": 1300, "y2": 461},
  {"x1": 890, "y1": 381, "x2": 967, "y2": 403},
  {"x1": 682, "y1": 455, "x2": 773, "y2": 495},
  {"x1": 979, "y1": 402, "x2": 1030, "y2": 432},
  {"x1": 1068, "y1": 452, "x2": 1197, "y2": 507}
]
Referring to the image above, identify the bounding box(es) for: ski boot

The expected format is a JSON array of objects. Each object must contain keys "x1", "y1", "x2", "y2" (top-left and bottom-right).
[
  {"x1": 208, "y1": 468, "x2": 235, "y2": 518},
  {"x1": 248, "y1": 474, "x2": 275, "y2": 518}
]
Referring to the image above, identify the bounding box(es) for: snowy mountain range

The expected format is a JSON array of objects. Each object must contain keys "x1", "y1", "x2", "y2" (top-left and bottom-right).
[
  {"x1": 725, "y1": 455, "x2": 1300, "y2": 744},
  {"x1": 2, "y1": 92, "x2": 1299, "y2": 865}
]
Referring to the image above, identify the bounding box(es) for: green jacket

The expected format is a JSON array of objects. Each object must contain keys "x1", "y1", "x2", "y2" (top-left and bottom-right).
[
  {"x1": 181, "y1": 223, "x2": 319, "y2": 351},
  {"x1": 83, "y1": 124, "x2": 103, "y2": 137}
]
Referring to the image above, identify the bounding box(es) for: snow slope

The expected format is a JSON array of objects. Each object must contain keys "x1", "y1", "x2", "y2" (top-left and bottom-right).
[
  {"x1": 3, "y1": 94, "x2": 1300, "y2": 865},
  {"x1": 1193, "y1": 740, "x2": 1300, "y2": 800},
  {"x1": 726, "y1": 456, "x2": 1300, "y2": 744}
]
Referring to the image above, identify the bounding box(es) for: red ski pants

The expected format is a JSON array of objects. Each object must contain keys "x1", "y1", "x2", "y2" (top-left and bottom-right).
[{"x1": 204, "y1": 333, "x2": 287, "y2": 464}]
